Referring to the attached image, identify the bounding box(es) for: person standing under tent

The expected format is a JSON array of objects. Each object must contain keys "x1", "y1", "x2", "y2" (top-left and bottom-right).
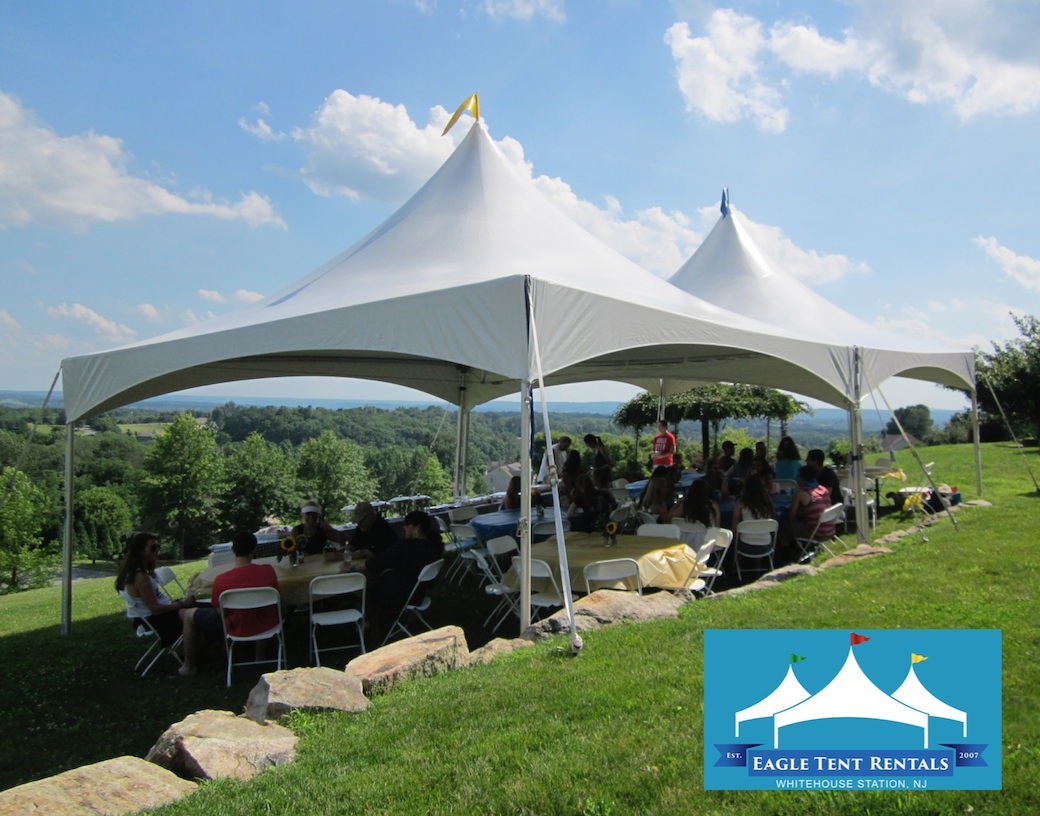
[
  {"x1": 651, "y1": 420, "x2": 677, "y2": 469},
  {"x1": 537, "y1": 436, "x2": 572, "y2": 484},
  {"x1": 584, "y1": 433, "x2": 612, "y2": 485}
]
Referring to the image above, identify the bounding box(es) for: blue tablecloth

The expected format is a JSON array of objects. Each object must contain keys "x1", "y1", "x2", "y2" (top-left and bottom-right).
[
  {"x1": 626, "y1": 471, "x2": 703, "y2": 501},
  {"x1": 467, "y1": 507, "x2": 568, "y2": 542}
]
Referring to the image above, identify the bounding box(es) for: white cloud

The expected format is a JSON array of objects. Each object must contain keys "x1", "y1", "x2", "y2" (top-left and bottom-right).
[
  {"x1": 878, "y1": 296, "x2": 1024, "y2": 351},
  {"x1": 481, "y1": 0, "x2": 565, "y2": 22},
  {"x1": 738, "y1": 212, "x2": 871, "y2": 285},
  {"x1": 664, "y1": 14, "x2": 788, "y2": 133},
  {"x1": 0, "y1": 91, "x2": 286, "y2": 230},
  {"x1": 234, "y1": 289, "x2": 264, "y2": 303},
  {"x1": 289, "y1": 91, "x2": 455, "y2": 202},
  {"x1": 0, "y1": 309, "x2": 19, "y2": 330},
  {"x1": 46, "y1": 303, "x2": 137, "y2": 344},
  {"x1": 198, "y1": 289, "x2": 227, "y2": 303},
  {"x1": 974, "y1": 236, "x2": 1040, "y2": 291},
  {"x1": 131, "y1": 303, "x2": 161, "y2": 321},
  {"x1": 666, "y1": 2, "x2": 1040, "y2": 130}
]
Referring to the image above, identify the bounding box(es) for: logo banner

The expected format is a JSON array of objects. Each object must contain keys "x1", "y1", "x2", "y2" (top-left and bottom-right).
[{"x1": 703, "y1": 629, "x2": 1001, "y2": 790}]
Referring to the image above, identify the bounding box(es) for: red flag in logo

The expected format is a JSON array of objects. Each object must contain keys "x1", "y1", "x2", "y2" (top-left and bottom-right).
[{"x1": 850, "y1": 633, "x2": 871, "y2": 645}]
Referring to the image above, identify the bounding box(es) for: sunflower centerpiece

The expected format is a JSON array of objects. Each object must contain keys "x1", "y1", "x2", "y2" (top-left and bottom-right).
[
  {"x1": 602, "y1": 520, "x2": 618, "y2": 547},
  {"x1": 278, "y1": 532, "x2": 307, "y2": 566}
]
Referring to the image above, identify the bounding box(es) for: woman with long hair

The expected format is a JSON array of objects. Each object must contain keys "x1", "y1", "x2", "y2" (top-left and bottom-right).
[
  {"x1": 639, "y1": 476, "x2": 675, "y2": 522},
  {"x1": 115, "y1": 532, "x2": 196, "y2": 647},
  {"x1": 672, "y1": 478, "x2": 720, "y2": 528},
  {"x1": 730, "y1": 473, "x2": 775, "y2": 544},
  {"x1": 774, "y1": 436, "x2": 802, "y2": 481},
  {"x1": 583, "y1": 433, "x2": 612, "y2": 485}
]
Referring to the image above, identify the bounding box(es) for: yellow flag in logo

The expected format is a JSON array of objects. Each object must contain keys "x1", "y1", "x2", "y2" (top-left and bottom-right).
[
  {"x1": 442, "y1": 93, "x2": 480, "y2": 136},
  {"x1": 911, "y1": 653, "x2": 928, "y2": 664}
]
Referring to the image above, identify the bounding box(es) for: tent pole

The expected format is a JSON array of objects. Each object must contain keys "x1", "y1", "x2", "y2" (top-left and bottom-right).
[
  {"x1": 519, "y1": 383, "x2": 532, "y2": 632},
  {"x1": 970, "y1": 389, "x2": 982, "y2": 497},
  {"x1": 851, "y1": 348, "x2": 869, "y2": 545},
  {"x1": 61, "y1": 422, "x2": 75, "y2": 636},
  {"x1": 453, "y1": 375, "x2": 470, "y2": 500}
]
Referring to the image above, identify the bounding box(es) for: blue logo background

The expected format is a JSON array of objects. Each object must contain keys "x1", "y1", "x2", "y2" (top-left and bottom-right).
[{"x1": 703, "y1": 629, "x2": 1001, "y2": 790}]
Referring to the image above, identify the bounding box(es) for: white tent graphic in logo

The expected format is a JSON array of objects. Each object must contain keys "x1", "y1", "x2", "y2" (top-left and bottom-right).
[
  {"x1": 891, "y1": 654, "x2": 968, "y2": 738},
  {"x1": 735, "y1": 654, "x2": 811, "y2": 737},
  {"x1": 772, "y1": 634, "x2": 929, "y2": 748}
]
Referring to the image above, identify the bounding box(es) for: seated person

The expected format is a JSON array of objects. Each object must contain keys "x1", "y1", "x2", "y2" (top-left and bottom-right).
[
  {"x1": 806, "y1": 448, "x2": 842, "y2": 505},
  {"x1": 349, "y1": 501, "x2": 397, "y2": 558},
  {"x1": 345, "y1": 510, "x2": 444, "y2": 642},
  {"x1": 558, "y1": 449, "x2": 584, "y2": 507},
  {"x1": 717, "y1": 440, "x2": 737, "y2": 473},
  {"x1": 731, "y1": 473, "x2": 775, "y2": 542},
  {"x1": 638, "y1": 475, "x2": 675, "y2": 523},
  {"x1": 750, "y1": 455, "x2": 778, "y2": 495},
  {"x1": 502, "y1": 475, "x2": 522, "y2": 510},
  {"x1": 567, "y1": 471, "x2": 617, "y2": 533},
  {"x1": 116, "y1": 532, "x2": 197, "y2": 650},
  {"x1": 668, "y1": 478, "x2": 720, "y2": 529},
  {"x1": 180, "y1": 530, "x2": 280, "y2": 676},
  {"x1": 292, "y1": 500, "x2": 350, "y2": 556},
  {"x1": 785, "y1": 465, "x2": 837, "y2": 549},
  {"x1": 774, "y1": 436, "x2": 803, "y2": 482}
]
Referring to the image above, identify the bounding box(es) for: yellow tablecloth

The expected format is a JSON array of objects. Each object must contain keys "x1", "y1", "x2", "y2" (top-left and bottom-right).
[
  {"x1": 501, "y1": 533, "x2": 696, "y2": 593},
  {"x1": 187, "y1": 555, "x2": 350, "y2": 607}
]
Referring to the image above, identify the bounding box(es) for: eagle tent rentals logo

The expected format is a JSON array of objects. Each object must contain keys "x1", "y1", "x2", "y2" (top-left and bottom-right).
[{"x1": 703, "y1": 629, "x2": 1001, "y2": 791}]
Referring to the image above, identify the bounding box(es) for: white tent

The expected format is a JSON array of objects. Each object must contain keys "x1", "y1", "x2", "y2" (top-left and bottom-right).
[
  {"x1": 773, "y1": 644, "x2": 930, "y2": 748},
  {"x1": 56, "y1": 120, "x2": 899, "y2": 635},
  {"x1": 667, "y1": 194, "x2": 980, "y2": 540},
  {"x1": 891, "y1": 660, "x2": 968, "y2": 738},
  {"x1": 734, "y1": 662, "x2": 811, "y2": 737}
]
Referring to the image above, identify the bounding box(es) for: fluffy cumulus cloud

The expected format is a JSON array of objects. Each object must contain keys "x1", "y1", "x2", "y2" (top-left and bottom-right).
[
  {"x1": 878, "y1": 296, "x2": 1024, "y2": 350},
  {"x1": 666, "y1": 1, "x2": 1040, "y2": 130},
  {"x1": 46, "y1": 303, "x2": 137, "y2": 344},
  {"x1": 481, "y1": 0, "x2": 565, "y2": 22},
  {"x1": 0, "y1": 92, "x2": 286, "y2": 231},
  {"x1": 738, "y1": 213, "x2": 871, "y2": 285},
  {"x1": 974, "y1": 236, "x2": 1040, "y2": 291},
  {"x1": 287, "y1": 91, "x2": 456, "y2": 202},
  {"x1": 130, "y1": 303, "x2": 161, "y2": 321},
  {"x1": 198, "y1": 289, "x2": 228, "y2": 303}
]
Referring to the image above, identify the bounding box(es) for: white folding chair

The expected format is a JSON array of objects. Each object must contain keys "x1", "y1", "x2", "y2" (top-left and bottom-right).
[
  {"x1": 308, "y1": 573, "x2": 366, "y2": 666},
  {"x1": 774, "y1": 479, "x2": 798, "y2": 495},
  {"x1": 484, "y1": 535, "x2": 519, "y2": 581},
  {"x1": 474, "y1": 551, "x2": 520, "y2": 634},
  {"x1": 840, "y1": 485, "x2": 877, "y2": 531},
  {"x1": 118, "y1": 589, "x2": 184, "y2": 676},
  {"x1": 583, "y1": 558, "x2": 642, "y2": 595},
  {"x1": 154, "y1": 565, "x2": 186, "y2": 599},
  {"x1": 208, "y1": 550, "x2": 235, "y2": 569},
  {"x1": 512, "y1": 556, "x2": 574, "y2": 622},
  {"x1": 532, "y1": 519, "x2": 568, "y2": 540},
  {"x1": 382, "y1": 559, "x2": 445, "y2": 645},
  {"x1": 219, "y1": 586, "x2": 285, "y2": 688},
  {"x1": 734, "y1": 518, "x2": 779, "y2": 581},
  {"x1": 681, "y1": 528, "x2": 733, "y2": 594},
  {"x1": 445, "y1": 523, "x2": 485, "y2": 585},
  {"x1": 636, "y1": 511, "x2": 657, "y2": 526},
  {"x1": 636, "y1": 522, "x2": 680, "y2": 540},
  {"x1": 448, "y1": 505, "x2": 478, "y2": 523},
  {"x1": 671, "y1": 519, "x2": 707, "y2": 549},
  {"x1": 794, "y1": 503, "x2": 847, "y2": 563}
]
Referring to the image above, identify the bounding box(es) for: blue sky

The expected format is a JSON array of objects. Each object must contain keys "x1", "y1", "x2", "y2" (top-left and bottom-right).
[{"x1": 2, "y1": 0, "x2": 1038, "y2": 413}]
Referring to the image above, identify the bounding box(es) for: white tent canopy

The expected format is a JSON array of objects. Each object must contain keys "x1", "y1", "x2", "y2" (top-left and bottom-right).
[
  {"x1": 735, "y1": 663, "x2": 811, "y2": 737},
  {"x1": 773, "y1": 645, "x2": 930, "y2": 748},
  {"x1": 892, "y1": 662, "x2": 968, "y2": 738}
]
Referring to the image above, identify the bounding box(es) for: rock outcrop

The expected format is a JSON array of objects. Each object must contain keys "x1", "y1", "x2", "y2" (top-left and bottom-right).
[
  {"x1": 345, "y1": 625, "x2": 470, "y2": 696},
  {"x1": 245, "y1": 666, "x2": 370, "y2": 722}
]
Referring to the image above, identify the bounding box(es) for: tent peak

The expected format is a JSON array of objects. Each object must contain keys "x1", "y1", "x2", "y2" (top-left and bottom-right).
[
  {"x1": 442, "y1": 93, "x2": 480, "y2": 136},
  {"x1": 720, "y1": 187, "x2": 730, "y2": 218}
]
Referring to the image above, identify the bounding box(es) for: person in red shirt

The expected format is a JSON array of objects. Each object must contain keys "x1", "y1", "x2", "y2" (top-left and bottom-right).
[
  {"x1": 651, "y1": 420, "x2": 676, "y2": 468},
  {"x1": 179, "y1": 531, "x2": 280, "y2": 676}
]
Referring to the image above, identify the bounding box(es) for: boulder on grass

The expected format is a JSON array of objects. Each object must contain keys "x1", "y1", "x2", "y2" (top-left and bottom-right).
[
  {"x1": 345, "y1": 625, "x2": 469, "y2": 696},
  {"x1": 245, "y1": 666, "x2": 370, "y2": 723},
  {"x1": 469, "y1": 637, "x2": 534, "y2": 665},
  {"x1": 146, "y1": 709, "x2": 296, "y2": 782},
  {"x1": 522, "y1": 589, "x2": 683, "y2": 640},
  {"x1": 0, "y1": 755, "x2": 196, "y2": 816}
]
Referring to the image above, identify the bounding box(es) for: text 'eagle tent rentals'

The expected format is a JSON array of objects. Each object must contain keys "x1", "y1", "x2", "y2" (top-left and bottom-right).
[
  {"x1": 668, "y1": 192, "x2": 979, "y2": 531},
  {"x1": 58, "y1": 100, "x2": 968, "y2": 637}
]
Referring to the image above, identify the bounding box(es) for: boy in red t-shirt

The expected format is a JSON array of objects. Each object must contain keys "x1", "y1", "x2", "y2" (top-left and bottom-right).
[{"x1": 651, "y1": 420, "x2": 676, "y2": 468}]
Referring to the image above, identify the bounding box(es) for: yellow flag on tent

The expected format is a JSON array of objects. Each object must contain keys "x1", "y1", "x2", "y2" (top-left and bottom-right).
[
  {"x1": 911, "y1": 653, "x2": 928, "y2": 664},
  {"x1": 442, "y1": 93, "x2": 480, "y2": 136}
]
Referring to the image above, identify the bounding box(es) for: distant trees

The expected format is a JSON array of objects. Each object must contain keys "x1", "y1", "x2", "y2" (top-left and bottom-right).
[
  {"x1": 139, "y1": 414, "x2": 226, "y2": 558},
  {"x1": 296, "y1": 431, "x2": 378, "y2": 523},
  {"x1": 73, "y1": 485, "x2": 133, "y2": 563},
  {"x1": 220, "y1": 434, "x2": 296, "y2": 534},
  {"x1": 975, "y1": 314, "x2": 1040, "y2": 439},
  {"x1": 0, "y1": 467, "x2": 52, "y2": 593},
  {"x1": 886, "y1": 405, "x2": 934, "y2": 441}
]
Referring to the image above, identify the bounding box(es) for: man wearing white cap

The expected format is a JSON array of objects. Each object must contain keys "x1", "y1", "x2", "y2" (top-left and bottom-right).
[
  {"x1": 291, "y1": 500, "x2": 350, "y2": 555},
  {"x1": 348, "y1": 501, "x2": 397, "y2": 557}
]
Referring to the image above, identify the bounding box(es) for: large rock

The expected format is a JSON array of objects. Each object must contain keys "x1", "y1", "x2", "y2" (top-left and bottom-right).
[
  {"x1": 818, "y1": 544, "x2": 893, "y2": 569},
  {"x1": 146, "y1": 709, "x2": 296, "y2": 781},
  {"x1": 345, "y1": 626, "x2": 470, "y2": 696},
  {"x1": 0, "y1": 756, "x2": 196, "y2": 816},
  {"x1": 715, "y1": 564, "x2": 818, "y2": 596},
  {"x1": 469, "y1": 636, "x2": 535, "y2": 665},
  {"x1": 522, "y1": 589, "x2": 684, "y2": 640},
  {"x1": 245, "y1": 667, "x2": 370, "y2": 723}
]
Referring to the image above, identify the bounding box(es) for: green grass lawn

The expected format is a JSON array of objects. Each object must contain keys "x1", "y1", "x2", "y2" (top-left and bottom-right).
[{"x1": 2, "y1": 442, "x2": 1038, "y2": 815}]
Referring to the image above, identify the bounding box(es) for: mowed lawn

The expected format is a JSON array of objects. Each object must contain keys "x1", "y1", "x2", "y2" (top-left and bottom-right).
[{"x1": 1, "y1": 442, "x2": 1037, "y2": 815}]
